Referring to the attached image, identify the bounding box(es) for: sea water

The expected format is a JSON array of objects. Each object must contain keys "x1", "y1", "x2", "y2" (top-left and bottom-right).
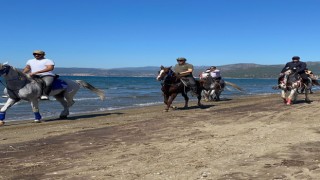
[{"x1": 0, "y1": 76, "x2": 314, "y2": 122}]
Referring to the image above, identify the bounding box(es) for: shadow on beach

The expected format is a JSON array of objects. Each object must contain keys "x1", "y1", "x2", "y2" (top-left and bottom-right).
[{"x1": 45, "y1": 112, "x2": 124, "y2": 122}]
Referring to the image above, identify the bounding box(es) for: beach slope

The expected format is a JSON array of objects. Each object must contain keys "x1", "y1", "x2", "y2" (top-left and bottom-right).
[{"x1": 1, "y1": 93, "x2": 320, "y2": 179}]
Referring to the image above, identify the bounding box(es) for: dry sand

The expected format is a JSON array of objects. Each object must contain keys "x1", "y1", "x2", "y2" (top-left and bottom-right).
[{"x1": 1, "y1": 93, "x2": 320, "y2": 180}]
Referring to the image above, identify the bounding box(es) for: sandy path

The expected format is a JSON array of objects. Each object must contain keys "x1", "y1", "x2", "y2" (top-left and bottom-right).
[{"x1": 1, "y1": 93, "x2": 320, "y2": 179}]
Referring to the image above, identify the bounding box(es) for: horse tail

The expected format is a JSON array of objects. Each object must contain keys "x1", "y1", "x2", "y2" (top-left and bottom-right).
[
  {"x1": 225, "y1": 81, "x2": 243, "y2": 92},
  {"x1": 75, "y1": 80, "x2": 106, "y2": 100}
]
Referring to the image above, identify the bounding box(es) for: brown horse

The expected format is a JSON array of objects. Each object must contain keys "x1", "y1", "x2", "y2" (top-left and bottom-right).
[{"x1": 156, "y1": 66, "x2": 203, "y2": 111}]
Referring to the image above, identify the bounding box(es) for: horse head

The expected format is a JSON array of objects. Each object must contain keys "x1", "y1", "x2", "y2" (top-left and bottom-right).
[
  {"x1": 0, "y1": 63, "x2": 11, "y2": 76},
  {"x1": 279, "y1": 69, "x2": 301, "y2": 90},
  {"x1": 156, "y1": 66, "x2": 173, "y2": 81}
]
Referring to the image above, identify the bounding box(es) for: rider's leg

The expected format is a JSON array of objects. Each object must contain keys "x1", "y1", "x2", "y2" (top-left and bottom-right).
[
  {"x1": 41, "y1": 76, "x2": 54, "y2": 100},
  {"x1": 187, "y1": 76, "x2": 198, "y2": 95}
]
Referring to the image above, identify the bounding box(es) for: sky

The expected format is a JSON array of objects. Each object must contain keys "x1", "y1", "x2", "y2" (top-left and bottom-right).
[{"x1": 0, "y1": 0, "x2": 319, "y2": 69}]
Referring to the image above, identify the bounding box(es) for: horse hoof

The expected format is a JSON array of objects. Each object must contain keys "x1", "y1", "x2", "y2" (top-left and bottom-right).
[
  {"x1": 34, "y1": 119, "x2": 41, "y2": 123},
  {"x1": 283, "y1": 99, "x2": 287, "y2": 104},
  {"x1": 0, "y1": 121, "x2": 5, "y2": 126}
]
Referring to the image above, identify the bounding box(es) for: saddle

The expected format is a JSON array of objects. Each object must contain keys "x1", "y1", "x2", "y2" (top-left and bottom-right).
[{"x1": 32, "y1": 75, "x2": 68, "y2": 91}]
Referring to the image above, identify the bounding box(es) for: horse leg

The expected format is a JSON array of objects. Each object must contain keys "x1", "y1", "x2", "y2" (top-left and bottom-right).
[
  {"x1": 163, "y1": 94, "x2": 169, "y2": 106},
  {"x1": 0, "y1": 98, "x2": 18, "y2": 126},
  {"x1": 54, "y1": 94, "x2": 69, "y2": 119},
  {"x1": 281, "y1": 90, "x2": 287, "y2": 104},
  {"x1": 30, "y1": 99, "x2": 42, "y2": 123},
  {"x1": 215, "y1": 92, "x2": 221, "y2": 101},
  {"x1": 304, "y1": 86, "x2": 311, "y2": 103},
  {"x1": 197, "y1": 93, "x2": 202, "y2": 107},
  {"x1": 165, "y1": 93, "x2": 178, "y2": 111},
  {"x1": 287, "y1": 89, "x2": 297, "y2": 105},
  {"x1": 203, "y1": 90, "x2": 209, "y2": 102}
]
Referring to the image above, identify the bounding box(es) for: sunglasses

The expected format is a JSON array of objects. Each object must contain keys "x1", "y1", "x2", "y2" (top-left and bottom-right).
[{"x1": 33, "y1": 54, "x2": 43, "y2": 56}]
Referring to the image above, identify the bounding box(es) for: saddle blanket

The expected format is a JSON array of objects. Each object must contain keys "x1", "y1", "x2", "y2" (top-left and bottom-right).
[{"x1": 52, "y1": 79, "x2": 68, "y2": 90}]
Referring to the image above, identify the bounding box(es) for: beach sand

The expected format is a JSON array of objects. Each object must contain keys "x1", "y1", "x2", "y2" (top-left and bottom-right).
[{"x1": 1, "y1": 93, "x2": 320, "y2": 179}]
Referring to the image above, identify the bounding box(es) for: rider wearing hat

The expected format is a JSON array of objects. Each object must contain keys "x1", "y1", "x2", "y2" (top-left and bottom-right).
[
  {"x1": 279, "y1": 56, "x2": 310, "y2": 86},
  {"x1": 174, "y1": 57, "x2": 198, "y2": 95},
  {"x1": 23, "y1": 50, "x2": 55, "y2": 100}
]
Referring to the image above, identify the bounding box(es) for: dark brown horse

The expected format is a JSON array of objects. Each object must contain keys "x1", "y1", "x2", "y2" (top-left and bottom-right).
[{"x1": 156, "y1": 66, "x2": 203, "y2": 111}]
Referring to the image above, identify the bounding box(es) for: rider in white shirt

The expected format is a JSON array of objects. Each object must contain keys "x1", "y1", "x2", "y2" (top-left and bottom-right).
[
  {"x1": 23, "y1": 50, "x2": 55, "y2": 100},
  {"x1": 209, "y1": 66, "x2": 221, "y2": 80}
]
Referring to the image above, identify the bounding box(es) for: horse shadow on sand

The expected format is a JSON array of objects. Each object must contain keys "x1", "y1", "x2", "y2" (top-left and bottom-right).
[
  {"x1": 44, "y1": 112, "x2": 124, "y2": 122},
  {"x1": 286, "y1": 99, "x2": 313, "y2": 105},
  {"x1": 174, "y1": 104, "x2": 214, "y2": 110}
]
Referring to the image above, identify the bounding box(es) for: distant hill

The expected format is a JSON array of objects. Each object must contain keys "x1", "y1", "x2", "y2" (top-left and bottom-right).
[{"x1": 53, "y1": 61, "x2": 320, "y2": 78}]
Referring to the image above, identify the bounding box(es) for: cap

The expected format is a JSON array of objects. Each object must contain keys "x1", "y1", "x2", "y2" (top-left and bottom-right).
[
  {"x1": 33, "y1": 50, "x2": 45, "y2": 55},
  {"x1": 292, "y1": 56, "x2": 300, "y2": 60},
  {"x1": 176, "y1": 57, "x2": 187, "y2": 61}
]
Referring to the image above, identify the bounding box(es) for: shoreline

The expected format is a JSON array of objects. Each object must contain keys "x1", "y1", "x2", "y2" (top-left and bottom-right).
[{"x1": 1, "y1": 92, "x2": 320, "y2": 179}]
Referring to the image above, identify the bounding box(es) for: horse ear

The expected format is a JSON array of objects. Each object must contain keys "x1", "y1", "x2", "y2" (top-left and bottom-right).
[
  {"x1": 169, "y1": 66, "x2": 172, "y2": 69},
  {"x1": 160, "y1": 65, "x2": 164, "y2": 69}
]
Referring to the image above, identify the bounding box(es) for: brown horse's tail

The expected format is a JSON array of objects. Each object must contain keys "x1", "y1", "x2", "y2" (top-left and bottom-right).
[
  {"x1": 75, "y1": 80, "x2": 106, "y2": 100},
  {"x1": 225, "y1": 81, "x2": 243, "y2": 92}
]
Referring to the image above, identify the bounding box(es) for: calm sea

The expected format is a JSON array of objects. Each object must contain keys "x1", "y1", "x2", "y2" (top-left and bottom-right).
[{"x1": 0, "y1": 76, "x2": 315, "y2": 122}]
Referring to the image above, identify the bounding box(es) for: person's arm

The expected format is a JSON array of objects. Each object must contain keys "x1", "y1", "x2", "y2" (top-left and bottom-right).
[
  {"x1": 23, "y1": 65, "x2": 31, "y2": 74},
  {"x1": 30, "y1": 65, "x2": 54, "y2": 76},
  {"x1": 297, "y1": 62, "x2": 307, "y2": 73},
  {"x1": 178, "y1": 68, "x2": 193, "y2": 76},
  {"x1": 281, "y1": 63, "x2": 290, "y2": 73}
]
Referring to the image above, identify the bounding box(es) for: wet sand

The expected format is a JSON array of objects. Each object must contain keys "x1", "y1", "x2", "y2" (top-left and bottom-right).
[{"x1": 1, "y1": 93, "x2": 320, "y2": 179}]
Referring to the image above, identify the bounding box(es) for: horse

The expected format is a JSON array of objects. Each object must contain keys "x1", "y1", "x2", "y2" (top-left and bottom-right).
[
  {"x1": 199, "y1": 71, "x2": 242, "y2": 101},
  {"x1": 199, "y1": 72, "x2": 225, "y2": 101},
  {"x1": 0, "y1": 63, "x2": 105, "y2": 126},
  {"x1": 156, "y1": 66, "x2": 202, "y2": 111},
  {"x1": 278, "y1": 69, "x2": 311, "y2": 105}
]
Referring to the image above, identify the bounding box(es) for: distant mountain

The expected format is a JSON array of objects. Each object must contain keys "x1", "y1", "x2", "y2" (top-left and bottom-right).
[{"x1": 53, "y1": 61, "x2": 320, "y2": 78}]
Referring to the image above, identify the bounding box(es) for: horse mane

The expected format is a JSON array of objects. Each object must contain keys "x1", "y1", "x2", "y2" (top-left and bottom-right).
[{"x1": 11, "y1": 66, "x2": 29, "y2": 79}]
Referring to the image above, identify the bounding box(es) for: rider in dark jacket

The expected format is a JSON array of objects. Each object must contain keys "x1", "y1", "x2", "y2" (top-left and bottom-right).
[{"x1": 279, "y1": 56, "x2": 310, "y2": 85}]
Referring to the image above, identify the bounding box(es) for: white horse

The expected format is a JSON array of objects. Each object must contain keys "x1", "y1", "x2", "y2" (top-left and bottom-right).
[
  {"x1": 199, "y1": 71, "x2": 242, "y2": 101},
  {"x1": 0, "y1": 63, "x2": 105, "y2": 126},
  {"x1": 278, "y1": 69, "x2": 310, "y2": 105}
]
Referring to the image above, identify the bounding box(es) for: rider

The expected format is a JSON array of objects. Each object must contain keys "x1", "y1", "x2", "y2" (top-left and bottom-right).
[
  {"x1": 279, "y1": 56, "x2": 310, "y2": 86},
  {"x1": 174, "y1": 57, "x2": 198, "y2": 95},
  {"x1": 23, "y1": 50, "x2": 55, "y2": 100},
  {"x1": 209, "y1": 66, "x2": 221, "y2": 81}
]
